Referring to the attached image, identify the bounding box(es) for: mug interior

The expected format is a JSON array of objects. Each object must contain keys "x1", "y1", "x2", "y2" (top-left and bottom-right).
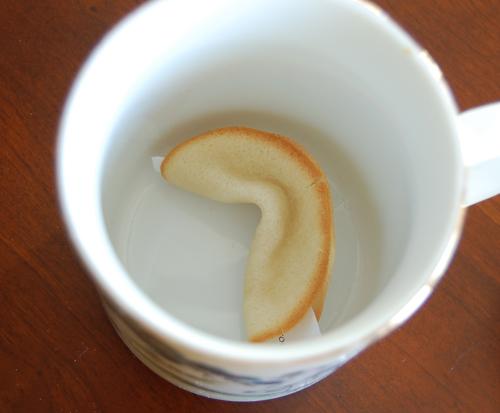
[{"x1": 61, "y1": 0, "x2": 463, "y2": 351}]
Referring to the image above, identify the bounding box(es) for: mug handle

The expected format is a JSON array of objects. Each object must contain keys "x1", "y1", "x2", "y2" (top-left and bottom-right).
[{"x1": 458, "y1": 101, "x2": 500, "y2": 206}]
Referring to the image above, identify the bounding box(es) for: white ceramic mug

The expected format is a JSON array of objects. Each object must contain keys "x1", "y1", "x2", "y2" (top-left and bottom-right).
[{"x1": 57, "y1": 0, "x2": 500, "y2": 401}]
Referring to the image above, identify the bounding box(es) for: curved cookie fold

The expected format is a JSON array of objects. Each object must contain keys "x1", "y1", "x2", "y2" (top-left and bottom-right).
[{"x1": 161, "y1": 127, "x2": 335, "y2": 343}]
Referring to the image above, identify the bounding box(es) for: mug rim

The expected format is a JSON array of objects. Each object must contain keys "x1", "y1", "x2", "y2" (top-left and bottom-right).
[{"x1": 56, "y1": 0, "x2": 466, "y2": 367}]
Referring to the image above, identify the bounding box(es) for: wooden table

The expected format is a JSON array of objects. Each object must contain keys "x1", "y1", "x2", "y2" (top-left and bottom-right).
[{"x1": 1, "y1": 1, "x2": 499, "y2": 411}]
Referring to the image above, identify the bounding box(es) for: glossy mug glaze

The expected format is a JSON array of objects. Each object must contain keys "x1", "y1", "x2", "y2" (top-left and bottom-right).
[{"x1": 57, "y1": 0, "x2": 500, "y2": 401}]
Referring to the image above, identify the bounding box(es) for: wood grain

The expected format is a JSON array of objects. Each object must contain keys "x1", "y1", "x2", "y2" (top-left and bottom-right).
[{"x1": 1, "y1": 0, "x2": 499, "y2": 411}]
